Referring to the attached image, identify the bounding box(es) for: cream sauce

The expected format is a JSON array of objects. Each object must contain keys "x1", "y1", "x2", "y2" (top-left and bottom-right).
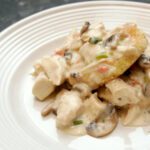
[{"x1": 32, "y1": 22, "x2": 150, "y2": 137}]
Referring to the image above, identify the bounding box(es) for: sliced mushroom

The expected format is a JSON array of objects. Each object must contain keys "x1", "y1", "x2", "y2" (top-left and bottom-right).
[
  {"x1": 98, "y1": 86, "x2": 112, "y2": 101},
  {"x1": 32, "y1": 72, "x2": 55, "y2": 101},
  {"x1": 138, "y1": 54, "x2": 150, "y2": 69},
  {"x1": 56, "y1": 90, "x2": 83, "y2": 129},
  {"x1": 41, "y1": 56, "x2": 67, "y2": 86},
  {"x1": 80, "y1": 21, "x2": 90, "y2": 35},
  {"x1": 41, "y1": 102, "x2": 54, "y2": 116},
  {"x1": 86, "y1": 108, "x2": 118, "y2": 137},
  {"x1": 120, "y1": 104, "x2": 150, "y2": 126},
  {"x1": 120, "y1": 105, "x2": 142, "y2": 126},
  {"x1": 41, "y1": 89, "x2": 66, "y2": 116},
  {"x1": 73, "y1": 83, "x2": 91, "y2": 98},
  {"x1": 103, "y1": 34, "x2": 118, "y2": 48}
]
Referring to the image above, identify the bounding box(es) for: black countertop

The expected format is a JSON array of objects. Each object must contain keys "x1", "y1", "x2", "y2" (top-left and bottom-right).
[{"x1": 0, "y1": 0, "x2": 150, "y2": 31}]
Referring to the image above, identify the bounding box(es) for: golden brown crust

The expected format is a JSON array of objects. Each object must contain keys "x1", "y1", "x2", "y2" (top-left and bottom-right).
[{"x1": 68, "y1": 24, "x2": 148, "y2": 89}]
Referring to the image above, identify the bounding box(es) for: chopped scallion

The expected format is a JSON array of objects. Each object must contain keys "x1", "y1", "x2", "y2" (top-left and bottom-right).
[
  {"x1": 73, "y1": 120, "x2": 83, "y2": 125},
  {"x1": 96, "y1": 53, "x2": 108, "y2": 60}
]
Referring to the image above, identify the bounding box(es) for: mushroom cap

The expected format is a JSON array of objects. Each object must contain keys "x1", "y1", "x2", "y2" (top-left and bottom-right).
[
  {"x1": 86, "y1": 109, "x2": 118, "y2": 137},
  {"x1": 138, "y1": 54, "x2": 150, "y2": 69}
]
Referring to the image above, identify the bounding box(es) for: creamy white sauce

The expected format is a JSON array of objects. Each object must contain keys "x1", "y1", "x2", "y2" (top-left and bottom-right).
[{"x1": 32, "y1": 23, "x2": 150, "y2": 137}]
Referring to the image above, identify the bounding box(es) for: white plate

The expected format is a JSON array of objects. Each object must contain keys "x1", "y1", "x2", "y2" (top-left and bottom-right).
[{"x1": 0, "y1": 1, "x2": 150, "y2": 150}]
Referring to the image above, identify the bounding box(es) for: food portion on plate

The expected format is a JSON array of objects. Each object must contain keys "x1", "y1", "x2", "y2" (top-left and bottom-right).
[{"x1": 31, "y1": 21, "x2": 150, "y2": 137}]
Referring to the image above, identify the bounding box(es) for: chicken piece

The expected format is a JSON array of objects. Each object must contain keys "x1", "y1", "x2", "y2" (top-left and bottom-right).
[
  {"x1": 41, "y1": 56, "x2": 67, "y2": 86},
  {"x1": 56, "y1": 90, "x2": 83, "y2": 129},
  {"x1": 127, "y1": 66, "x2": 145, "y2": 84},
  {"x1": 115, "y1": 66, "x2": 150, "y2": 125},
  {"x1": 123, "y1": 66, "x2": 150, "y2": 98},
  {"x1": 79, "y1": 23, "x2": 106, "y2": 64},
  {"x1": 79, "y1": 43, "x2": 102, "y2": 64},
  {"x1": 80, "y1": 93, "x2": 107, "y2": 124},
  {"x1": 61, "y1": 93, "x2": 107, "y2": 136},
  {"x1": 41, "y1": 83, "x2": 91, "y2": 117},
  {"x1": 32, "y1": 72, "x2": 55, "y2": 101},
  {"x1": 98, "y1": 78, "x2": 140, "y2": 106},
  {"x1": 120, "y1": 95, "x2": 150, "y2": 126},
  {"x1": 66, "y1": 30, "x2": 83, "y2": 51},
  {"x1": 68, "y1": 23, "x2": 148, "y2": 89}
]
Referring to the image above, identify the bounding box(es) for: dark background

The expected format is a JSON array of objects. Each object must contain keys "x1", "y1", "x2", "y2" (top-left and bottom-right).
[{"x1": 0, "y1": 0, "x2": 150, "y2": 31}]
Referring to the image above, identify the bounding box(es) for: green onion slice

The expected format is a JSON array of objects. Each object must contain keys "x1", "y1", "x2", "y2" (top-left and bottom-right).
[
  {"x1": 73, "y1": 120, "x2": 83, "y2": 125},
  {"x1": 96, "y1": 53, "x2": 108, "y2": 60}
]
